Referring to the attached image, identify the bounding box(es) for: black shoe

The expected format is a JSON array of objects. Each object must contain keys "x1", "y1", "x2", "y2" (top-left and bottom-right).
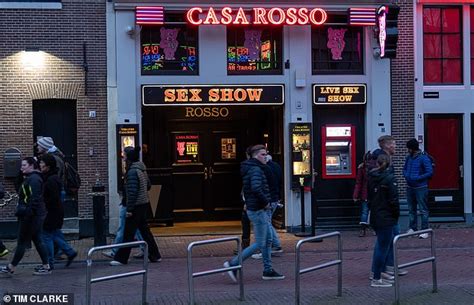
[
  {"x1": 65, "y1": 252, "x2": 77, "y2": 267},
  {"x1": 0, "y1": 265, "x2": 14, "y2": 276},
  {"x1": 33, "y1": 266, "x2": 51, "y2": 276},
  {"x1": 262, "y1": 269, "x2": 285, "y2": 280}
]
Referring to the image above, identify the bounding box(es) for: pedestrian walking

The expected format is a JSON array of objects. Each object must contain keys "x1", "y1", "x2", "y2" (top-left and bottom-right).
[
  {"x1": 110, "y1": 146, "x2": 161, "y2": 265},
  {"x1": 0, "y1": 157, "x2": 51, "y2": 276},
  {"x1": 0, "y1": 182, "x2": 8, "y2": 257},
  {"x1": 353, "y1": 152, "x2": 370, "y2": 237},
  {"x1": 252, "y1": 153, "x2": 283, "y2": 259},
  {"x1": 224, "y1": 144, "x2": 285, "y2": 282},
  {"x1": 368, "y1": 154, "x2": 399, "y2": 288},
  {"x1": 403, "y1": 138, "x2": 433, "y2": 239},
  {"x1": 237, "y1": 146, "x2": 252, "y2": 253},
  {"x1": 39, "y1": 154, "x2": 77, "y2": 269}
]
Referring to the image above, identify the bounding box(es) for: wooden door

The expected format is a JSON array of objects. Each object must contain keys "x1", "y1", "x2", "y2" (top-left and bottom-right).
[{"x1": 425, "y1": 114, "x2": 464, "y2": 218}]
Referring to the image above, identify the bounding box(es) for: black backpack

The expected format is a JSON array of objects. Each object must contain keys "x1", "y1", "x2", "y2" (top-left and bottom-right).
[{"x1": 64, "y1": 162, "x2": 81, "y2": 195}]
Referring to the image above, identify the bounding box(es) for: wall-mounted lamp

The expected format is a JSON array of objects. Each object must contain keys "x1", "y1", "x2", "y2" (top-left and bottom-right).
[
  {"x1": 21, "y1": 47, "x2": 44, "y2": 69},
  {"x1": 126, "y1": 25, "x2": 135, "y2": 37}
]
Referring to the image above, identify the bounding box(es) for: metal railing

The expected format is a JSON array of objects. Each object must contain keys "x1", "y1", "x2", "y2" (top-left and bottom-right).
[
  {"x1": 187, "y1": 236, "x2": 244, "y2": 305},
  {"x1": 86, "y1": 241, "x2": 148, "y2": 305},
  {"x1": 295, "y1": 231, "x2": 342, "y2": 305},
  {"x1": 393, "y1": 228, "x2": 437, "y2": 305},
  {"x1": 0, "y1": 191, "x2": 18, "y2": 207}
]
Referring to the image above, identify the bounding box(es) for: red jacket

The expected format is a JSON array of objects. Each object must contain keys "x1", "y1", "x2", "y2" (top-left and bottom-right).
[{"x1": 353, "y1": 163, "x2": 368, "y2": 201}]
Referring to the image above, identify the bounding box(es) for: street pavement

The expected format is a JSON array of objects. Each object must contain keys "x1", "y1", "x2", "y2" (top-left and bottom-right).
[{"x1": 0, "y1": 225, "x2": 473, "y2": 305}]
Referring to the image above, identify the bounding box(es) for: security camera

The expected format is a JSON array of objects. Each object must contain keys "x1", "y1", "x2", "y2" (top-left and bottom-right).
[{"x1": 126, "y1": 25, "x2": 135, "y2": 36}]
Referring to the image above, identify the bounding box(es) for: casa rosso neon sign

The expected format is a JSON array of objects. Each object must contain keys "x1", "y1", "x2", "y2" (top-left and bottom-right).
[{"x1": 186, "y1": 7, "x2": 328, "y2": 26}]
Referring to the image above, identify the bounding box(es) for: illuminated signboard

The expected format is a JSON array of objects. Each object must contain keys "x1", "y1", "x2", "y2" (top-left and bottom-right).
[
  {"x1": 313, "y1": 84, "x2": 366, "y2": 105},
  {"x1": 174, "y1": 134, "x2": 199, "y2": 164},
  {"x1": 142, "y1": 84, "x2": 284, "y2": 106},
  {"x1": 186, "y1": 7, "x2": 327, "y2": 26}
]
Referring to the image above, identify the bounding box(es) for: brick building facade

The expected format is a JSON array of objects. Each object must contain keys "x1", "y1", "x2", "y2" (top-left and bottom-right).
[{"x1": 0, "y1": 0, "x2": 108, "y2": 237}]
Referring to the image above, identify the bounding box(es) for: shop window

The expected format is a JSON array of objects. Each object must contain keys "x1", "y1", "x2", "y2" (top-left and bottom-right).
[
  {"x1": 423, "y1": 7, "x2": 462, "y2": 84},
  {"x1": 311, "y1": 26, "x2": 363, "y2": 75},
  {"x1": 471, "y1": 7, "x2": 474, "y2": 84},
  {"x1": 140, "y1": 13, "x2": 198, "y2": 75},
  {"x1": 227, "y1": 26, "x2": 283, "y2": 75}
]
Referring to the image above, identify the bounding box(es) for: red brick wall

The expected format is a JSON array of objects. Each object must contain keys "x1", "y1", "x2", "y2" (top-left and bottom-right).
[
  {"x1": 392, "y1": 0, "x2": 415, "y2": 195},
  {"x1": 0, "y1": 0, "x2": 108, "y2": 220}
]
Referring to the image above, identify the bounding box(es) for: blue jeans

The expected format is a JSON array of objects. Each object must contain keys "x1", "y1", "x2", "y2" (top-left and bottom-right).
[
  {"x1": 372, "y1": 225, "x2": 395, "y2": 279},
  {"x1": 267, "y1": 202, "x2": 281, "y2": 248},
  {"x1": 230, "y1": 209, "x2": 272, "y2": 272},
  {"x1": 113, "y1": 205, "x2": 144, "y2": 255},
  {"x1": 372, "y1": 224, "x2": 399, "y2": 272},
  {"x1": 42, "y1": 229, "x2": 76, "y2": 267},
  {"x1": 407, "y1": 186, "x2": 429, "y2": 230},
  {"x1": 359, "y1": 201, "x2": 369, "y2": 225}
]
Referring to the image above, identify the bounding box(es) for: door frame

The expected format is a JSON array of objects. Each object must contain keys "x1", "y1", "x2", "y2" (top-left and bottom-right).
[{"x1": 424, "y1": 113, "x2": 464, "y2": 219}]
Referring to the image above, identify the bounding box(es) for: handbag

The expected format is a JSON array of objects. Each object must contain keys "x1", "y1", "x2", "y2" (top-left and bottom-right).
[{"x1": 15, "y1": 201, "x2": 32, "y2": 217}]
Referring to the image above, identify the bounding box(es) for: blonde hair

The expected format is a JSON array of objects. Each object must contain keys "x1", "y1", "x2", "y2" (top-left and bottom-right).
[
  {"x1": 376, "y1": 154, "x2": 391, "y2": 170},
  {"x1": 378, "y1": 135, "x2": 395, "y2": 149}
]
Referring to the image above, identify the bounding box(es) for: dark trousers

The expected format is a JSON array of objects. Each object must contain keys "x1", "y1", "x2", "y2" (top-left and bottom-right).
[
  {"x1": 114, "y1": 204, "x2": 161, "y2": 264},
  {"x1": 241, "y1": 210, "x2": 251, "y2": 241},
  {"x1": 12, "y1": 216, "x2": 49, "y2": 266},
  {"x1": 0, "y1": 240, "x2": 5, "y2": 252}
]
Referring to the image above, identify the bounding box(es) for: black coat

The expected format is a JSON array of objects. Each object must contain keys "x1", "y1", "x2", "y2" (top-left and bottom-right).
[
  {"x1": 240, "y1": 158, "x2": 271, "y2": 211},
  {"x1": 18, "y1": 172, "x2": 46, "y2": 218},
  {"x1": 262, "y1": 161, "x2": 282, "y2": 202},
  {"x1": 42, "y1": 170, "x2": 64, "y2": 231},
  {"x1": 368, "y1": 168, "x2": 399, "y2": 228}
]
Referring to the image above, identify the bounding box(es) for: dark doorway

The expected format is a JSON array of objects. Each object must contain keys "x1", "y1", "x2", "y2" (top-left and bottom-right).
[
  {"x1": 33, "y1": 99, "x2": 78, "y2": 217},
  {"x1": 426, "y1": 114, "x2": 464, "y2": 219},
  {"x1": 142, "y1": 106, "x2": 284, "y2": 222},
  {"x1": 312, "y1": 105, "x2": 366, "y2": 228}
]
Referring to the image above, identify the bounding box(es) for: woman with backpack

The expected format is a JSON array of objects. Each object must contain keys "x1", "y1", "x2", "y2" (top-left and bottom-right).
[
  {"x1": 368, "y1": 154, "x2": 399, "y2": 288},
  {"x1": 0, "y1": 157, "x2": 51, "y2": 276}
]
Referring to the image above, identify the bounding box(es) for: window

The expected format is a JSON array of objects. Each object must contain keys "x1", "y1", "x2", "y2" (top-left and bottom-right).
[
  {"x1": 140, "y1": 14, "x2": 198, "y2": 75},
  {"x1": 471, "y1": 7, "x2": 474, "y2": 84},
  {"x1": 423, "y1": 7, "x2": 462, "y2": 84},
  {"x1": 312, "y1": 26, "x2": 363, "y2": 74},
  {"x1": 0, "y1": 0, "x2": 61, "y2": 9},
  {"x1": 227, "y1": 26, "x2": 282, "y2": 75}
]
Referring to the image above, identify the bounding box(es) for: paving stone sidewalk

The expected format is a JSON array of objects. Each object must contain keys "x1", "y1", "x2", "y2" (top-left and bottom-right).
[{"x1": 0, "y1": 226, "x2": 473, "y2": 305}]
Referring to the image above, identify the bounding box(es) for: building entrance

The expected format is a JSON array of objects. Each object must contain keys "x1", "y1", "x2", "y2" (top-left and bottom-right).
[{"x1": 142, "y1": 106, "x2": 283, "y2": 224}]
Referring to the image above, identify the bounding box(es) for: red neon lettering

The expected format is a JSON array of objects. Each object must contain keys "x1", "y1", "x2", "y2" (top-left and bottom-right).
[
  {"x1": 297, "y1": 8, "x2": 309, "y2": 25},
  {"x1": 186, "y1": 7, "x2": 202, "y2": 25},
  {"x1": 233, "y1": 7, "x2": 250, "y2": 25},
  {"x1": 203, "y1": 7, "x2": 220, "y2": 24},
  {"x1": 268, "y1": 7, "x2": 285, "y2": 25},
  {"x1": 309, "y1": 8, "x2": 327, "y2": 25},
  {"x1": 253, "y1": 7, "x2": 268, "y2": 25},
  {"x1": 286, "y1": 8, "x2": 298, "y2": 25},
  {"x1": 221, "y1": 7, "x2": 233, "y2": 25}
]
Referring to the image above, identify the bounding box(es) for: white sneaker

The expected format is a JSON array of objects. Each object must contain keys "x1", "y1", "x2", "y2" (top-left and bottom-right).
[
  {"x1": 371, "y1": 279, "x2": 392, "y2": 287},
  {"x1": 385, "y1": 266, "x2": 408, "y2": 276},
  {"x1": 223, "y1": 261, "x2": 237, "y2": 283},
  {"x1": 369, "y1": 272, "x2": 395, "y2": 282},
  {"x1": 251, "y1": 253, "x2": 262, "y2": 259},
  {"x1": 419, "y1": 233, "x2": 429, "y2": 239},
  {"x1": 406, "y1": 229, "x2": 415, "y2": 235},
  {"x1": 109, "y1": 260, "x2": 124, "y2": 266},
  {"x1": 102, "y1": 251, "x2": 114, "y2": 259}
]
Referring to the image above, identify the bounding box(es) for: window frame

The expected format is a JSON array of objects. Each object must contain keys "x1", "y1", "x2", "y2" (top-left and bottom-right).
[
  {"x1": 140, "y1": 13, "x2": 199, "y2": 76},
  {"x1": 423, "y1": 5, "x2": 463, "y2": 85},
  {"x1": 311, "y1": 24, "x2": 364, "y2": 75},
  {"x1": 226, "y1": 25, "x2": 283, "y2": 76}
]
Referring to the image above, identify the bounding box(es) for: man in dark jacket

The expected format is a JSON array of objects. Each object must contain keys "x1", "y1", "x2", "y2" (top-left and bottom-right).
[
  {"x1": 111, "y1": 146, "x2": 161, "y2": 265},
  {"x1": 39, "y1": 154, "x2": 77, "y2": 269},
  {"x1": 403, "y1": 139, "x2": 433, "y2": 239},
  {"x1": 224, "y1": 145, "x2": 285, "y2": 281}
]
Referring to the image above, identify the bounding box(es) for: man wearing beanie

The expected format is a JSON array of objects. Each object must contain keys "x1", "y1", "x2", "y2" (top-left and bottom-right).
[
  {"x1": 36, "y1": 137, "x2": 65, "y2": 184},
  {"x1": 403, "y1": 138, "x2": 433, "y2": 239}
]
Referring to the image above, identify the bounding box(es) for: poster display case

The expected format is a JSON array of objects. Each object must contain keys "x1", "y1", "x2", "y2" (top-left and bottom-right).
[
  {"x1": 290, "y1": 123, "x2": 312, "y2": 189},
  {"x1": 116, "y1": 124, "x2": 139, "y2": 191}
]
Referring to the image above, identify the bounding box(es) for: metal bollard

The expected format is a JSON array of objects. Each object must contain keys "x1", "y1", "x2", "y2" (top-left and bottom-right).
[{"x1": 91, "y1": 182, "x2": 107, "y2": 246}]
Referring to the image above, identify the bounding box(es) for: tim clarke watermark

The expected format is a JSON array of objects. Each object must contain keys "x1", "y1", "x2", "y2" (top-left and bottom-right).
[{"x1": 2, "y1": 293, "x2": 73, "y2": 305}]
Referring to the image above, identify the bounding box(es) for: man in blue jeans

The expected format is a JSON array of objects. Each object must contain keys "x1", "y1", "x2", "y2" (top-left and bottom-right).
[
  {"x1": 224, "y1": 145, "x2": 284, "y2": 281},
  {"x1": 403, "y1": 139, "x2": 433, "y2": 239}
]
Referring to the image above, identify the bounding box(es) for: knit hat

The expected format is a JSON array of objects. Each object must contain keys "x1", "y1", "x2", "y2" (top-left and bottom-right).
[
  {"x1": 406, "y1": 138, "x2": 419, "y2": 151},
  {"x1": 124, "y1": 146, "x2": 140, "y2": 162},
  {"x1": 37, "y1": 137, "x2": 55, "y2": 151}
]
